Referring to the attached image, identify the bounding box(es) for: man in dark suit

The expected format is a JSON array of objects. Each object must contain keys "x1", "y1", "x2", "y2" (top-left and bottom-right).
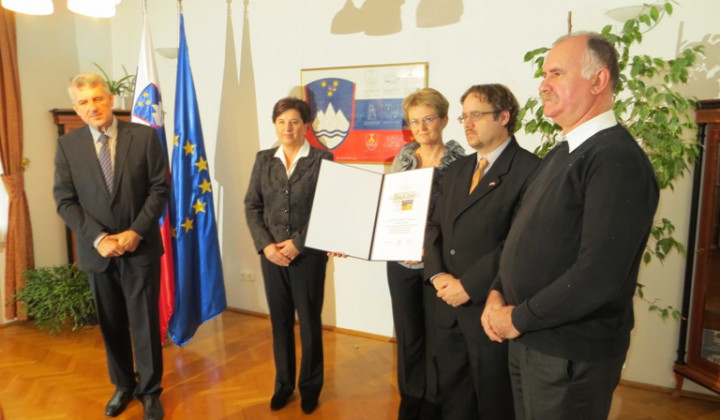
[
  {"x1": 53, "y1": 73, "x2": 168, "y2": 420},
  {"x1": 424, "y1": 84, "x2": 540, "y2": 420},
  {"x1": 482, "y1": 33, "x2": 659, "y2": 419}
]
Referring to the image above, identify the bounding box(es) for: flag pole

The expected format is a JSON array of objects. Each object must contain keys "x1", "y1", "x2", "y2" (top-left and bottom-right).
[{"x1": 178, "y1": 0, "x2": 183, "y2": 46}]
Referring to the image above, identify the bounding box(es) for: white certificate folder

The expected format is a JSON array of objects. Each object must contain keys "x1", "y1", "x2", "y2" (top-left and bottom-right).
[{"x1": 305, "y1": 159, "x2": 434, "y2": 261}]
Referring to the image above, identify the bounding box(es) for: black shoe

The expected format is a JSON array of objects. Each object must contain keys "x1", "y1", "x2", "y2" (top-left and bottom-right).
[
  {"x1": 105, "y1": 389, "x2": 133, "y2": 417},
  {"x1": 141, "y1": 395, "x2": 164, "y2": 420},
  {"x1": 270, "y1": 391, "x2": 292, "y2": 411},
  {"x1": 301, "y1": 395, "x2": 319, "y2": 414}
]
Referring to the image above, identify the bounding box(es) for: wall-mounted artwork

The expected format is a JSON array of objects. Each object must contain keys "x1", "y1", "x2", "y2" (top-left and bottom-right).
[{"x1": 301, "y1": 62, "x2": 428, "y2": 163}]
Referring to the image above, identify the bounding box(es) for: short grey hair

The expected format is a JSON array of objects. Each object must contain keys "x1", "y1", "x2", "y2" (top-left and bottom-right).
[
  {"x1": 555, "y1": 32, "x2": 619, "y2": 91},
  {"x1": 68, "y1": 73, "x2": 111, "y2": 103}
]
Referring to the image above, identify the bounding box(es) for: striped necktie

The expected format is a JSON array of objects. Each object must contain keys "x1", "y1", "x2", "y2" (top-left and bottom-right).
[{"x1": 98, "y1": 133, "x2": 113, "y2": 192}]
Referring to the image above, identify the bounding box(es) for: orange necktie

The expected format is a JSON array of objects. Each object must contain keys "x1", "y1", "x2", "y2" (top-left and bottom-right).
[{"x1": 469, "y1": 157, "x2": 489, "y2": 194}]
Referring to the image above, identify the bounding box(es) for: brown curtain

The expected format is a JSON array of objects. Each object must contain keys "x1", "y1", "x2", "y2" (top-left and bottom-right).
[{"x1": 0, "y1": 8, "x2": 34, "y2": 320}]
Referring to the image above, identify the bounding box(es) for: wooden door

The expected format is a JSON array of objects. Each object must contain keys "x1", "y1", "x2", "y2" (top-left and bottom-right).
[{"x1": 675, "y1": 100, "x2": 720, "y2": 393}]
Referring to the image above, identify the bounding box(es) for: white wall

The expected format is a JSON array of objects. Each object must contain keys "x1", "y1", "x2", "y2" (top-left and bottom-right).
[{"x1": 12, "y1": 0, "x2": 720, "y2": 391}]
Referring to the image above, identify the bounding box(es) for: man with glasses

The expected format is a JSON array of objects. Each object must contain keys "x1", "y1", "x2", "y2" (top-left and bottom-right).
[{"x1": 424, "y1": 84, "x2": 540, "y2": 420}]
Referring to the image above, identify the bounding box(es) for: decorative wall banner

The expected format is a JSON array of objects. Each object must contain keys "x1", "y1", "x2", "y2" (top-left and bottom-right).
[{"x1": 301, "y1": 62, "x2": 428, "y2": 163}]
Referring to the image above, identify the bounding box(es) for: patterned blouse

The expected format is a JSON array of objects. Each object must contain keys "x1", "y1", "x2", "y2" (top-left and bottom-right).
[{"x1": 390, "y1": 139, "x2": 466, "y2": 214}]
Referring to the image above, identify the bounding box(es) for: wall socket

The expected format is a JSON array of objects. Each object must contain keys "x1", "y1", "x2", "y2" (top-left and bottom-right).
[{"x1": 240, "y1": 272, "x2": 256, "y2": 282}]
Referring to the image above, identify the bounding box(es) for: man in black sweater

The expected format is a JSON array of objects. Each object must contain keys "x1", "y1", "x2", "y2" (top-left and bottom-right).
[{"x1": 481, "y1": 33, "x2": 659, "y2": 419}]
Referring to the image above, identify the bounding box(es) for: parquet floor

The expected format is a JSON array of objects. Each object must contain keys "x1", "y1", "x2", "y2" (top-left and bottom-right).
[{"x1": 1, "y1": 311, "x2": 719, "y2": 419}]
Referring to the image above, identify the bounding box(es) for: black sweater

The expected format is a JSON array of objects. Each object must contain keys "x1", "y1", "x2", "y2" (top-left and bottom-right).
[{"x1": 493, "y1": 124, "x2": 659, "y2": 361}]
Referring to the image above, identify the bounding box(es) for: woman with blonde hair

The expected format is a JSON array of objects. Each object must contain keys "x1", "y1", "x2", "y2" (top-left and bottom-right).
[{"x1": 387, "y1": 88, "x2": 464, "y2": 419}]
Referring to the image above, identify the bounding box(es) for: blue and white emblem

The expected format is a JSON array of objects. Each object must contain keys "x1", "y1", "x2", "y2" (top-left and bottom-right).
[
  {"x1": 132, "y1": 84, "x2": 163, "y2": 129},
  {"x1": 305, "y1": 78, "x2": 355, "y2": 150}
]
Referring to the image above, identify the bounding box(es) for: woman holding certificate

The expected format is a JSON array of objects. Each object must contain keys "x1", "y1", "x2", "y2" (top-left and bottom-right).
[
  {"x1": 244, "y1": 97, "x2": 333, "y2": 414},
  {"x1": 388, "y1": 88, "x2": 465, "y2": 419}
]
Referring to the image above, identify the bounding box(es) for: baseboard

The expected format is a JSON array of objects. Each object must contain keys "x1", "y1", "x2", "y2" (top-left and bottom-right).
[
  {"x1": 325, "y1": 325, "x2": 395, "y2": 342},
  {"x1": 0, "y1": 319, "x2": 19, "y2": 329},
  {"x1": 225, "y1": 307, "x2": 396, "y2": 343},
  {"x1": 225, "y1": 307, "x2": 269, "y2": 319},
  {"x1": 619, "y1": 379, "x2": 720, "y2": 402}
]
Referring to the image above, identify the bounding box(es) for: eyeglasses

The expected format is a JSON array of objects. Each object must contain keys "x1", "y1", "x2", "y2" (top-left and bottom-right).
[
  {"x1": 408, "y1": 116, "x2": 439, "y2": 127},
  {"x1": 457, "y1": 110, "x2": 497, "y2": 124}
]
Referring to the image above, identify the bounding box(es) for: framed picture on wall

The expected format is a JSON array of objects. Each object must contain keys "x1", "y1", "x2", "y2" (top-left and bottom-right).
[{"x1": 301, "y1": 62, "x2": 428, "y2": 163}]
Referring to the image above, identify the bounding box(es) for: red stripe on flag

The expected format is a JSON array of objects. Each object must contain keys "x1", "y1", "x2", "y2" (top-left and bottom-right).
[{"x1": 158, "y1": 210, "x2": 175, "y2": 345}]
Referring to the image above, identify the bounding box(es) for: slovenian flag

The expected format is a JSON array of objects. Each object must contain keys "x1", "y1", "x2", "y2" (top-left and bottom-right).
[{"x1": 131, "y1": 5, "x2": 175, "y2": 344}]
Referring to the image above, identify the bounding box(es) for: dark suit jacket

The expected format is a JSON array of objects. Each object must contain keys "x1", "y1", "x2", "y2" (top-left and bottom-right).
[
  {"x1": 53, "y1": 120, "x2": 169, "y2": 273},
  {"x1": 424, "y1": 138, "x2": 540, "y2": 340},
  {"x1": 244, "y1": 145, "x2": 333, "y2": 254}
]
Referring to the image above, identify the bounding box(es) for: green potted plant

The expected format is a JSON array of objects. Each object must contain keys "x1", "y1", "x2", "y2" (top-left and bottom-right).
[
  {"x1": 518, "y1": 1, "x2": 703, "y2": 320},
  {"x1": 14, "y1": 264, "x2": 97, "y2": 334},
  {"x1": 92, "y1": 62, "x2": 135, "y2": 108}
]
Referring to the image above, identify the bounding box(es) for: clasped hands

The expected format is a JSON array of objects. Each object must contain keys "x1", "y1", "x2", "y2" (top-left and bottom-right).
[
  {"x1": 432, "y1": 274, "x2": 470, "y2": 307},
  {"x1": 264, "y1": 239, "x2": 300, "y2": 267},
  {"x1": 97, "y1": 230, "x2": 142, "y2": 258},
  {"x1": 481, "y1": 290, "x2": 521, "y2": 342}
]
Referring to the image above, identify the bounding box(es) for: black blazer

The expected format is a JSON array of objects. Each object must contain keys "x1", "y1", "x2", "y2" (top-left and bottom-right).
[
  {"x1": 424, "y1": 138, "x2": 540, "y2": 337},
  {"x1": 244, "y1": 145, "x2": 333, "y2": 254},
  {"x1": 53, "y1": 120, "x2": 169, "y2": 273}
]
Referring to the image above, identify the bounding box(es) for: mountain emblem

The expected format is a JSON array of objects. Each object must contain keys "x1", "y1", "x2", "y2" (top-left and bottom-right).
[{"x1": 305, "y1": 78, "x2": 355, "y2": 150}]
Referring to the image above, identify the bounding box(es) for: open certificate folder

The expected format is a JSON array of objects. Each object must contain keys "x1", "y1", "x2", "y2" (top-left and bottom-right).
[{"x1": 305, "y1": 159, "x2": 434, "y2": 261}]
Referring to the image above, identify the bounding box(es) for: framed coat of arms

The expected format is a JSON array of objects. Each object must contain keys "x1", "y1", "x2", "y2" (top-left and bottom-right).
[{"x1": 301, "y1": 62, "x2": 428, "y2": 163}]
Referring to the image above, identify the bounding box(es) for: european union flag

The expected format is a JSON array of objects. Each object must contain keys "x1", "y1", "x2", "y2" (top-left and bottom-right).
[{"x1": 169, "y1": 13, "x2": 227, "y2": 346}]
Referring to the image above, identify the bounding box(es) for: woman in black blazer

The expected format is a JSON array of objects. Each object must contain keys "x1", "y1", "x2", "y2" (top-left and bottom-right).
[
  {"x1": 244, "y1": 97, "x2": 333, "y2": 414},
  {"x1": 387, "y1": 88, "x2": 464, "y2": 419}
]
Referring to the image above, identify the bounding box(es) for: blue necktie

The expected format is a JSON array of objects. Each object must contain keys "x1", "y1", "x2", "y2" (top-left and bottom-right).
[{"x1": 98, "y1": 133, "x2": 113, "y2": 192}]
